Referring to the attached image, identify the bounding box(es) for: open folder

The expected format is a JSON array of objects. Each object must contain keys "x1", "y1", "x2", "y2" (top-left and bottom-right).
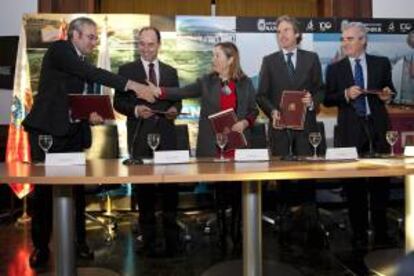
[{"x1": 68, "y1": 94, "x2": 115, "y2": 120}]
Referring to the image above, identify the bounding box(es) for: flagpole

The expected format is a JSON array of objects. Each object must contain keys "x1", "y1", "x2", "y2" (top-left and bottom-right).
[{"x1": 16, "y1": 197, "x2": 31, "y2": 225}]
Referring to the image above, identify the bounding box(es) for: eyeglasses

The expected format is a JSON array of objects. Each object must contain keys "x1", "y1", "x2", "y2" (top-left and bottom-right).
[
  {"x1": 340, "y1": 36, "x2": 363, "y2": 42},
  {"x1": 79, "y1": 32, "x2": 99, "y2": 42}
]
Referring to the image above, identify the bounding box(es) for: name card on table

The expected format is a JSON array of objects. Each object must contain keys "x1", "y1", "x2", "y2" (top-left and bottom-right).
[
  {"x1": 404, "y1": 146, "x2": 414, "y2": 156},
  {"x1": 235, "y1": 149, "x2": 269, "y2": 162},
  {"x1": 45, "y1": 152, "x2": 86, "y2": 166},
  {"x1": 325, "y1": 147, "x2": 358, "y2": 160},
  {"x1": 154, "y1": 150, "x2": 190, "y2": 164}
]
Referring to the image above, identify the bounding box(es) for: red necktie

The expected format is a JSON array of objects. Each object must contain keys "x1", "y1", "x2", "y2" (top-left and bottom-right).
[{"x1": 148, "y1": 63, "x2": 157, "y2": 86}]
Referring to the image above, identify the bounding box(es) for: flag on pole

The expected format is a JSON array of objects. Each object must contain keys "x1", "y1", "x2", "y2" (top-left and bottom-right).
[
  {"x1": 6, "y1": 18, "x2": 68, "y2": 199},
  {"x1": 6, "y1": 21, "x2": 33, "y2": 199}
]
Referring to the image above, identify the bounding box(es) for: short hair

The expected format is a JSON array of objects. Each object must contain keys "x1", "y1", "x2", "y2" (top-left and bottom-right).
[
  {"x1": 341, "y1": 21, "x2": 368, "y2": 48},
  {"x1": 67, "y1": 17, "x2": 97, "y2": 40},
  {"x1": 138, "y1": 26, "x2": 161, "y2": 43},
  {"x1": 214, "y1": 42, "x2": 246, "y2": 81},
  {"x1": 275, "y1": 15, "x2": 302, "y2": 45},
  {"x1": 341, "y1": 21, "x2": 368, "y2": 40}
]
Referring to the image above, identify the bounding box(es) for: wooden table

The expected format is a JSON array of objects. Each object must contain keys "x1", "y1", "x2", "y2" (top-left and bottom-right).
[{"x1": 2, "y1": 158, "x2": 414, "y2": 276}]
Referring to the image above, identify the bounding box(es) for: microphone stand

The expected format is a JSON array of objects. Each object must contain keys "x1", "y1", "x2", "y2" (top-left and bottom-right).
[
  {"x1": 281, "y1": 127, "x2": 297, "y2": 161},
  {"x1": 123, "y1": 119, "x2": 143, "y2": 165},
  {"x1": 361, "y1": 117, "x2": 375, "y2": 158}
]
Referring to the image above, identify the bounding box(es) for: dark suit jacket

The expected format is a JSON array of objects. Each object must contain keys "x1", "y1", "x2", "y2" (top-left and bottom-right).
[
  {"x1": 22, "y1": 40, "x2": 128, "y2": 145},
  {"x1": 324, "y1": 54, "x2": 395, "y2": 153},
  {"x1": 256, "y1": 49, "x2": 323, "y2": 155},
  {"x1": 162, "y1": 73, "x2": 259, "y2": 157},
  {"x1": 113, "y1": 60, "x2": 180, "y2": 158}
]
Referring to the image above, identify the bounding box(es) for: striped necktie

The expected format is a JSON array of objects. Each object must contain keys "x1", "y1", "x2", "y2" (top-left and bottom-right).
[{"x1": 286, "y1": 52, "x2": 295, "y2": 80}]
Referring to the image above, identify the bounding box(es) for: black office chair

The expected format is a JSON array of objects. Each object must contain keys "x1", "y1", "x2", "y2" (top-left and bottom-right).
[
  {"x1": 84, "y1": 124, "x2": 122, "y2": 244},
  {"x1": 263, "y1": 122, "x2": 332, "y2": 248}
]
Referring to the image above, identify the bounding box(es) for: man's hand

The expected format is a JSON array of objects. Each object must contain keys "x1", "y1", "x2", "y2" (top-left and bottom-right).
[
  {"x1": 378, "y1": 86, "x2": 393, "y2": 103},
  {"x1": 165, "y1": 106, "x2": 178, "y2": 120},
  {"x1": 346, "y1": 85, "x2": 363, "y2": 100},
  {"x1": 146, "y1": 80, "x2": 162, "y2": 98},
  {"x1": 126, "y1": 80, "x2": 156, "y2": 103},
  {"x1": 302, "y1": 91, "x2": 313, "y2": 108},
  {"x1": 232, "y1": 119, "x2": 249, "y2": 133},
  {"x1": 89, "y1": 112, "x2": 104, "y2": 125},
  {"x1": 135, "y1": 105, "x2": 154, "y2": 119},
  {"x1": 271, "y1": 109, "x2": 281, "y2": 129}
]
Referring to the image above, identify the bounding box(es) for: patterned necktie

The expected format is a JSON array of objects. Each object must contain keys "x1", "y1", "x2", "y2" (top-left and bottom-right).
[
  {"x1": 148, "y1": 62, "x2": 157, "y2": 86},
  {"x1": 353, "y1": 58, "x2": 367, "y2": 117},
  {"x1": 286, "y1": 52, "x2": 295, "y2": 80}
]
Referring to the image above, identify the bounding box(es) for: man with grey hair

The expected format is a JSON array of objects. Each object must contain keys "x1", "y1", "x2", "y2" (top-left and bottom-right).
[
  {"x1": 23, "y1": 16, "x2": 154, "y2": 269},
  {"x1": 324, "y1": 21, "x2": 395, "y2": 250}
]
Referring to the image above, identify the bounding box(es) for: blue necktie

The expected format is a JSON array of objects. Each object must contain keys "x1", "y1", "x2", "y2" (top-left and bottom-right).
[
  {"x1": 353, "y1": 58, "x2": 367, "y2": 117},
  {"x1": 286, "y1": 52, "x2": 295, "y2": 80}
]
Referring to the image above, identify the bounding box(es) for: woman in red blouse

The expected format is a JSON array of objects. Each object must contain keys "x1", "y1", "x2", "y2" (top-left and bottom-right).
[{"x1": 147, "y1": 42, "x2": 259, "y2": 252}]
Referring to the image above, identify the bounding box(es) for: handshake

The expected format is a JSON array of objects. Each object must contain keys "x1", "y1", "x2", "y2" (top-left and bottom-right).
[{"x1": 126, "y1": 80, "x2": 162, "y2": 103}]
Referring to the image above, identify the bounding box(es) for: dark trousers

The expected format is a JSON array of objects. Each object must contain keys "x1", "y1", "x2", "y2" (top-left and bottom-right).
[
  {"x1": 344, "y1": 178, "x2": 389, "y2": 240},
  {"x1": 135, "y1": 184, "x2": 179, "y2": 252},
  {"x1": 215, "y1": 183, "x2": 241, "y2": 245},
  {"x1": 344, "y1": 117, "x2": 390, "y2": 240},
  {"x1": 30, "y1": 185, "x2": 87, "y2": 250},
  {"x1": 28, "y1": 124, "x2": 90, "y2": 251}
]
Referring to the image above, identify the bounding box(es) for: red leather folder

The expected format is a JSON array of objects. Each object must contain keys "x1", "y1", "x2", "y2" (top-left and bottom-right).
[
  {"x1": 275, "y1": 90, "x2": 307, "y2": 130},
  {"x1": 68, "y1": 94, "x2": 115, "y2": 120},
  {"x1": 208, "y1": 108, "x2": 247, "y2": 150}
]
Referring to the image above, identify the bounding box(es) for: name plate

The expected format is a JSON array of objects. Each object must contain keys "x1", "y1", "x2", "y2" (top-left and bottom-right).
[
  {"x1": 404, "y1": 146, "x2": 414, "y2": 157},
  {"x1": 45, "y1": 152, "x2": 86, "y2": 166},
  {"x1": 325, "y1": 147, "x2": 358, "y2": 160},
  {"x1": 235, "y1": 149, "x2": 269, "y2": 162},
  {"x1": 154, "y1": 150, "x2": 190, "y2": 164}
]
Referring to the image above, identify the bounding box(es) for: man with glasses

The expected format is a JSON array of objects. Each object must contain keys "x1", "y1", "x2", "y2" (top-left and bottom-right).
[
  {"x1": 324, "y1": 21, "x2": 395, "y2": 250},
  {"x1": 114, "y1": 26, "x2": 181, "y2": 258},
  {"x1": 22, "y1": 17, "x2": 154, "y2": 270}
]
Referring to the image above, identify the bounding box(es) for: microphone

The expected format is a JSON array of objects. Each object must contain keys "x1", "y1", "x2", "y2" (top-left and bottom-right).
[
  {"x1": 360, "y1": 117, "x2": 375, "y2": 157},
  {"x1": 123, "y1": 118, "x2": 143, "y2": 166}
]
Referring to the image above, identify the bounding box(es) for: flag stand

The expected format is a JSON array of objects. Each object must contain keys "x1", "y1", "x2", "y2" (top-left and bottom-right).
[{"x1": 16, "y1": 197, "x2": 31, "y2": 225}]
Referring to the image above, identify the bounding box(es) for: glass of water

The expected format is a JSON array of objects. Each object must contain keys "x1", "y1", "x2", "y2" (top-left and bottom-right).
[
  {"x1": 386, "y1": 130, "x2": 399, "y2": 156},
  {"x1": 308, "y1": 132, "x2": 322, "y2": 159},
  {"x1": 147, "y1": 133, "x2": 161, "y2": 157}
]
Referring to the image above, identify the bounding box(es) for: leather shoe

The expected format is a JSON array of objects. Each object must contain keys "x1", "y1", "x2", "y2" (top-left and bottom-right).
[
  {"x1": 29, "y1": 248, "x2": 49, "y2": 269},
  {"x1": 77, "y1": 243, "x2": 94, "y2": 260}
]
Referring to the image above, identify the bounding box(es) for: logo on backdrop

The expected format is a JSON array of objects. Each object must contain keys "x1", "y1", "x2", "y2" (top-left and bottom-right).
[
  {"x1": 400, "y1": 22, "x2": 412, "y2": 33},
  {"x1": 257, "y1": 19, "x2": 277, "y2": 32}
]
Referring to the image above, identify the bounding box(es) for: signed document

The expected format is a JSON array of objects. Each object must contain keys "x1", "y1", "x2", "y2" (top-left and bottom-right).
[
  {"x1": 208, "y1": 108, "x2": 247, "y2": 150},
  {"x1": 69, "y1": 94, "x2": 115, "y2": 120},
  {"x1": 275, "y1": 90, "x2": 307, "y2": 130}
]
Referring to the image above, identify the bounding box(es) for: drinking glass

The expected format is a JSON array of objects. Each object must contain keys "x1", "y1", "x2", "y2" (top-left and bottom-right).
[
  {"x1": 38, "y1": 135, "x2": 53, "y2": 156},
  {"x1": 147, "y1": 133, "x2": 160, "y2": 157},
  {"x1": 386, "y1": 130, "x2": 399, "y2": 156},
  {"x1": 216, "y1": 133, "x2": 228, "y2": 160},
  {"x1": 308, "y1": 132, "x2": 322, "y2": 159}
]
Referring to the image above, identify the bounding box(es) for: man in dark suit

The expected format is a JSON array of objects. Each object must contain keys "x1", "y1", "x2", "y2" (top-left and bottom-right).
[
  {"x1": 324, "y1": 22, "x2": 395, "y2": 249},
  {"x1": 256, "y1": 16, "x2": 323, "y2": 228},
  {"x1": 22, "y1": 17, "x2": 153, "y2": 269},
  {"x1": 256, "y1": 15, "x2": 323, "y2": 159},
  {"x1": 114, "y1": 26, "x2": 181, "y2": 257}
]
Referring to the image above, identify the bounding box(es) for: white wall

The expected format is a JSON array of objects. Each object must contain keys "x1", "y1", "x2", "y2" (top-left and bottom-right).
[
  {"x1": 0, "y1": 0, "x2": 37, "y2": 124},
  {"x1": 373, "y1": 0, "x2": 414, "y2": 18}
]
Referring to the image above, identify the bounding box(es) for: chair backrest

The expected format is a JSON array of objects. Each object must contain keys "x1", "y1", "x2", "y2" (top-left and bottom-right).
[
  {"x1": 85, "y1": 125, "x2": 119, "y2": 160},
  {"x1": 175, "y1": 124, "x2": 190, "y2": 150},
  {"x1": 249, "y1": 123, "x2": 267, "y2": 149}
]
